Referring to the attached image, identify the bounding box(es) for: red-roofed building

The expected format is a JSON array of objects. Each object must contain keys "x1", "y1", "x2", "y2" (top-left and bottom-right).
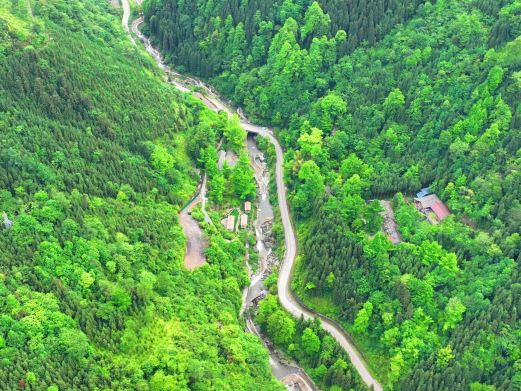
[
  {"x1": 431, "y1": 202, "x2": 450, "y2": 221},
  {"x1": 414, "y1": 194, "x2": 451, "y2": 224}
]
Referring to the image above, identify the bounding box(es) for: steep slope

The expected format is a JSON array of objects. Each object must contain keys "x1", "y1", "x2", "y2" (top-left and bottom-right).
[
  {"x1": 142, "y1": 0, "x2": 521, "y2": 389},
  {"x1": 0, "y1": 1, "x2": 281, "y2": 390},
  {"x1": 142, "y1": 0, "x2": 429, "y2": 80}
]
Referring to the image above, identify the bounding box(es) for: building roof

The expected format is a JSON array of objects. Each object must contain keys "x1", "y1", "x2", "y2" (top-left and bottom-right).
[
  {"x1": 416, "y1": 187, "x2": 432, "y2": 198},
  {"x1": 415, "y1": 194, "x2": 441, "y2": 209},
  {"x1": 240, "y1": 214, "x2": 248, "y2": 227},
  {"x1": 431, "y1": 202, "x2": 450, "y2": 221},
  {"x1": 226, "y1": 215, "x2": 235, "y2": 230},
  {"x1": 415, "y1": 194, "x2": 451, "y2": 221},
  {"x1": 244, "y1": 201, "x2": 251, "y2": 212}
]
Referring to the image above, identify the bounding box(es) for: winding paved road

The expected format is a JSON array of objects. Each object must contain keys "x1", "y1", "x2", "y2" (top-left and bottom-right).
[{"x1": 124, "y1": 3, "x2": 382, "y2": 389}]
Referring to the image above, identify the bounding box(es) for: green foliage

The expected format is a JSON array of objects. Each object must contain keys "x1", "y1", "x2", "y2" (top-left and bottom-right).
[
  {"x1": 383, "y1": 88, "x2": 405, "y2": 117},
  {"x1": 267, "y1": 310, "x2": 296, "y2": 345},
  {"x1": 299, "y1": 193, "x2": 518, "y2": 388},
  {"x1": 0, "y1": 1, "x2": 281, "y2": 390},
  {"x1": 231, "y1": 153, "x2": 256, "y2": 201},
  {"x1": 150, "y1": 144, "x2": 175, "y2": 174},
  {"x1": 442, "y1": 297, "x2": 466, "y2": 331},
  {"x1": 310, "y1": 92, "x2": 347, "y2": 134},
  {"x1": 436, "y1": 345, "x2": 455, "y2": 368},
  {"x1": 8, "y1": 0, "x2": 520, "y2": 388},
  {"x1": 470, "y1": 383, "x2": 497, "y2": 391},
  {"x1": 302, "y1": 327, "x2": 321, "y2": 355},
  {"x1": 256, "y1": 294, "x2": 365, "y2": 391},
  {"x1": 143, "y1": 0, "x2": 521, "y2": 387},
  {"x1": 293, "y1": 160, "x2": 325, "y2": 217},
  {"x1": 144, "y1": 0, "x2": 428, "y2": 84},
  {"x1": 224, "y1": 115, "x2": 247, "y2": 153},
  {"x1": 353, "y1": 301, "x2": 373, "y2": 334},
  {"x1": 301, "y1": 2, "x2": 331, "y2": 42}
]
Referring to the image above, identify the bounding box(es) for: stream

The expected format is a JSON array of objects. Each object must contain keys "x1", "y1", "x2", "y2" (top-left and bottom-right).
[
  {"x1": 243, "y1": 135, "x2": 316, "y2": 388},
  {"x1": 124, "y1": 2, "x2": 382, "y2": 390},
  {"x1": 122, "y1": 4, "x2": 314, "y2": 389}
]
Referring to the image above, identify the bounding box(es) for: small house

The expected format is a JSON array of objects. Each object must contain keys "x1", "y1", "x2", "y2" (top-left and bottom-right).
[
  {"x1": 244, "y1": 201, "x2": 251, "y2": 213},
  {"x1": 226, "y1": 215, "x2": 235, "y2": 231},
  {"x1": 414, "y1": 194, "x2": 450, "y2": 224},
  {"x1": 240, "y1": 214, "x2": 248, "y2": 229}
]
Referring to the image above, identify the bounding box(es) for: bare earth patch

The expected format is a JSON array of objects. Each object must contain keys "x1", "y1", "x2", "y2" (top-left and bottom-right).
[
  {"x1": 179, "y1": 198, "x2": 207, "y2": 270},
  {"x1": 380, "y1": 200, "x2": 401, "y2": 244}
]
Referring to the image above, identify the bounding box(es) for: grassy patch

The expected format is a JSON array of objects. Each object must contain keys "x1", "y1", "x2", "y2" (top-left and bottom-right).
[{"x1": 0, "y1": 0, "x2": 33, "y2": 53}]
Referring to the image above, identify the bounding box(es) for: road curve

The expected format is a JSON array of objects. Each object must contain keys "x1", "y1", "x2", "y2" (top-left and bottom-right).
[
  {"x1": 243, "y1": 124, "x2": 383, "y2": 391},
  {"x1": 125, "y1": 4, "x2": 382, "y2": 390}
]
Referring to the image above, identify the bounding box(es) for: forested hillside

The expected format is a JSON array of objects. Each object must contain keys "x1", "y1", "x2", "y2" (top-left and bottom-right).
[
  {"x1": 142, "y1": 0, "x2": 428, "y2": 78},
  {"x1": 143, "y1": 0, "x2": 521, "y2": 389},
  {"x1": 0, "y1": 1, "x2": 281, "y2": 389}
]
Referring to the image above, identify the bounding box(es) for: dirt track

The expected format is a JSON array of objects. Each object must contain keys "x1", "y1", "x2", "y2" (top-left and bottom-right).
[{"x1": 179, "y1": 199, "x2": 207, "y2": 270}]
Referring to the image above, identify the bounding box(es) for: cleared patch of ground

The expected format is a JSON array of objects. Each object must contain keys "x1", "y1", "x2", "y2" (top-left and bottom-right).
[
  {"x1": 179, "y1": 197, "x2": 207, "y2": 270},
  {"x1": 380, "y1": 200, "x2": 401, "y2": 244}
]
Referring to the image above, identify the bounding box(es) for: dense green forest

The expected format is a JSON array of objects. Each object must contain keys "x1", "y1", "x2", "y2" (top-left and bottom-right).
[
  {"x1": 143, "y1": 0, "x2": 429, "y2": 78},
  {"x1": 144, "y1": 0, "x2": 521, "y2": 389},
  {"x1": 255, "y1": 274, "x2": 366, "y2": 391},
  {"x1": 0, "y1": 1, "x2": 283, "y2": 389}
]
